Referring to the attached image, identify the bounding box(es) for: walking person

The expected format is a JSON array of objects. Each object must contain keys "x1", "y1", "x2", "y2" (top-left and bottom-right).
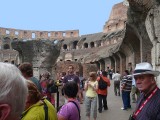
[
  {"x1": 112, "y1": 71, "x2": 121, "y2": 96},
  {"x1": 129, "y1": 62, "x2": 160, "y2": 120},
  {"x1": 121, "y1": 70, "x2": 132, "y2": 110},
  {"x1": 84, "y1": 72, "x2": 98, "y2": 120},
  {"x1": 97, "y1": 71, "x2": 110, "y2": 113}
]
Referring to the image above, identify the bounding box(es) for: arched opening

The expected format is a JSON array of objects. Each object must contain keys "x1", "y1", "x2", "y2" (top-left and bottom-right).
[
  {"x1": 11, "y1": 60, "x2": 15, "y2": 64},
  {"x1": 65, "y1": 53, "x2": 72, "y2": 61},
  {"x1": 3, "y1": 44, "x2": 10, "y2": 49},
  {"x1": 73, "y1": 41, "x2": 78, "y2": 49},
  {"x1": 84, "y1": 43, "x2": 88, "y2": 48},
  {"x1": 99, "y1": 59, "x2": 105, "y2": 71},
  {"x1": 4, "y1": 37, "x2": 11, "y2": 43},
  {"x1": 4, "y1": 60, "x2": 8, "y2": 62},
  {"x1": 95, "y1": 61, "x2": 100, "y2": 70},
  {"x1": 90, "y1": 42, "x2": 95, "y2": 48},
  {"x1": 13, "y1": 38, "x2": 18, "y2": 41},
  {"x1": 63, "y1": 44, "x2": 67, "y2": 50}
]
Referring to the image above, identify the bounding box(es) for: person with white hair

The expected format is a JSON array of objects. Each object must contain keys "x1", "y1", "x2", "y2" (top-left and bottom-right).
[
  {"x1": 0, "y1": 62, "x2": 28, "y2": 120},
  {"x1": 129, "y1": 62, "x2": 160, "y2": 120}
]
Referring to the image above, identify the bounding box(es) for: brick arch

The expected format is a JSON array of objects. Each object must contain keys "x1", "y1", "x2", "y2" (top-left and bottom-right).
[
  {"x1": 95, "y1": 61, "x2": 100, "y2": 70},
  {"x1": 13, "y1": 38, "x2": 19, "y2": 41},
  {"x1": 65, "y1": 53, "x2": 72, "y2": 61},
  {"x1": 84, "y1": 43, "x2": 88, "y2": 48},
  {"x1": 3, "y1": 37, "x2": 11, "y2": 44},
  {"x1": 90, "y1": 42, "x2": 95, "y2": 48},
  {"x1": 121, "y1": 24, "x2": 141, "y2": 64},
  {"x1": 72, "y1": 40, "x2": 78, "y2": 49},
  {"x1": 112, "y1": 54, "x2": 120, "y2": 73},
  {"x1": 3, "y1": 44, "x2": 10, "y2": 49},
  {"x1": 99, "y1": 59, "x2": 105, "y2": 71},
  {"x1": 63, "y1": 44, "x2": 67, "y2": 50}
]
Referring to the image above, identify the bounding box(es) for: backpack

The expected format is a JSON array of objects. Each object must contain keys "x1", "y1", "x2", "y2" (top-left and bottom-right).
[{"x1": 98, "y1": 76, "x2": 107, "y2": 90}]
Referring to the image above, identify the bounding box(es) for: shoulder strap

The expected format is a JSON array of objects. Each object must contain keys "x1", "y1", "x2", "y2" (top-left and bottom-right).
[
  {"x1": 70, "y1": 101, "x2": 80, "y2": 120},
  {"x1": 43, "y1": 100, "x2": 48, "y2": 120},
  {"x1": 99, "y1": 76, "x2": 104, "y2": 81}
]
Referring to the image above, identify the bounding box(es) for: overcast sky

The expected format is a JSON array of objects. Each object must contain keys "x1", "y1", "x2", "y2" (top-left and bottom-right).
[{"x1": 0, "y1": 0, "x2": 123, "y2": 35}]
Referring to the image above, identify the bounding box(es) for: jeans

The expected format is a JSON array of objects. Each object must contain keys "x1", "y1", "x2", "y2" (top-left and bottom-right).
[
  {"x1": 85, "y1": 96, "x2": 97, "y2": 119},
  {"x1": 122, "y1": 91, "x2": 131, "y2": 109}
]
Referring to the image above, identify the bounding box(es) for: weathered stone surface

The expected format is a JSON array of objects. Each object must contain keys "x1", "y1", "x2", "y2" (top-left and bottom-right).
[
  {"x1": 12, "y1": 40, "x2": 61, "y2": 78},
  {"x1": 127, "y1": 0, "x2": 160, "y2": 86}
]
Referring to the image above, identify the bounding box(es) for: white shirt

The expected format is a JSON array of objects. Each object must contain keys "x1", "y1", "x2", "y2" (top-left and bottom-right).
[
  {"x1": 112, "y1": 73, "x2": 121, "y2": 81},
  {"x1": 132, "y1": 77, "x2": 136, "y2": 86}
]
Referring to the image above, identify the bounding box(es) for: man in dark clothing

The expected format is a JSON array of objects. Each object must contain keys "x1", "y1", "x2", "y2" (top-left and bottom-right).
[
  {"x1": 63, "y1": 65, "x2": 80, "y2": 84},
  {"x1": 129, "y1": 62, "x2": 160, "y2": 120},
  {"x1": 63, "y1": 65, "x2": 80, "y2": 103}
]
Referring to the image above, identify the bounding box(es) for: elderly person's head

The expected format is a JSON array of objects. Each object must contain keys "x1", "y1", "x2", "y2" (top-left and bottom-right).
[
  {"x1": 133, "y1": 62, "x2": 160, "y2": 95},
  {"x1": 25, "y1": 80, "x2": 42, "y2": 110},
  {"x1": 18, "y1": 62, "x2": 33, "y2": 79},
  {"x1": 63, "y1": 81, "x2": 78, "y2": 98},
  {"x1": 0, "y1": 62, "x2": 28, "y2": 120}
]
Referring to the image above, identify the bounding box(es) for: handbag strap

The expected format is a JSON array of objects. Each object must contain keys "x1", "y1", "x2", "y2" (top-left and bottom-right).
[
  {"x1": 69, "y1": 101, "x2": 80, "y2": 120},
  {"x1": 42, "y1": 100, "x2": 48, "y2": 120}
]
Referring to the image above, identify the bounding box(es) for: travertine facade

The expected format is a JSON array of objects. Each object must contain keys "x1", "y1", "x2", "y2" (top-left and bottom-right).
[{"x1": 1, "y1": 1, "x2": 160, "y2": 80}]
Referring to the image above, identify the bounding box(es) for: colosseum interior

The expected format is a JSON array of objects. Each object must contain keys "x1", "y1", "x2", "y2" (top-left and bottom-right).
[{"x1": 1, "y1": 0, "x2": 160, "y2": 82}]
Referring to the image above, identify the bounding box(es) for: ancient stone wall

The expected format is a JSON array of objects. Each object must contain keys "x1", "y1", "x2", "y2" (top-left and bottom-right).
[
  {"x1": 103, "y1": 2, "x2": 128, "y2": 33},
  {"x1": 0, "y1": 27, "x2": 79, "y2": 40}
]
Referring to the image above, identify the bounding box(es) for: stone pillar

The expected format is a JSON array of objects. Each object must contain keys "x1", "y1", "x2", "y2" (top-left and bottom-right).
[{"x1": 117, "y1": 52, "x2": 126, "y2": 74}]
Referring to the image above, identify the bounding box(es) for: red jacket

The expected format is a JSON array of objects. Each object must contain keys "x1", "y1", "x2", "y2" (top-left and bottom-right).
[{"x1": 97, "y1": 76, "x2": 110, "y2": 95}]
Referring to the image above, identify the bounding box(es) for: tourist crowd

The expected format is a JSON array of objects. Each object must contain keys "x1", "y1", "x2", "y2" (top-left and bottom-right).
[{"x1": 0, "y1": 62, "x2": 160, "y2": 120}]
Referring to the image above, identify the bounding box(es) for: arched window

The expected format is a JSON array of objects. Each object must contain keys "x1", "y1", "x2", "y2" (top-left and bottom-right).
[
  {"x1": 63, "y1": 44, "x2": 67, "y2": 50},
  {"x1": 3, "y1": 44, "x2": 10, "y2": 49},
  {"x1": 90, "y1": 42, "x2": 94, "y2": 48},
  {"x1": 73, "y1": 41, "x2": 78, "y2": 49},
  {"x1": 84, "y1": 43, "x2": 88, "y2": 48}
]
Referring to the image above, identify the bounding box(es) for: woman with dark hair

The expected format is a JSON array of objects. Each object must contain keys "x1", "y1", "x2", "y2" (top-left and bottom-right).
[
  {"x1": 40, "y1": 71, "x2": 55, "y2": 105},
  {"x1": 21, "y1": 80, "x2": 57, "y2": 120},
  {"x1": 18, "y1": 62, "x2": 42, "y2": 92},
  {"x1": 57, "y1": 81, "x2": 80, "y2": 120},
  {"x1": 121, "y1": 70, "x2": 132, "y2": 110}
]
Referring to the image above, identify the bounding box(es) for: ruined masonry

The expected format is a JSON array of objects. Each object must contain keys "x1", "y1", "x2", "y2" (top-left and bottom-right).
[{"x1": 0, "y1": 1, "x2": 160, "y2": 84}]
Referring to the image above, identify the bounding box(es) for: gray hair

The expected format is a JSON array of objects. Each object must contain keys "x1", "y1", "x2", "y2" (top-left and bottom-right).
[{"x1": 0, "y1": 62, "x2": 28, "y2": 117}]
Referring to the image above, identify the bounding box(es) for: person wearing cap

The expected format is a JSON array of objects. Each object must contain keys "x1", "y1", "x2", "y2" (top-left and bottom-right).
[{"x1": 129, "y1": 62, "x2": 160, "y2": 120}]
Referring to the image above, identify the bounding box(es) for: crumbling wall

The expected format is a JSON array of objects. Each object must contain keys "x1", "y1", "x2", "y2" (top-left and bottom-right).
[
  {"x1": 127, "y1": 0, "x2": 160, "y2": 86},
  {"x1": 12, "y1": 40, "x2": 61, "y2": 79}
]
